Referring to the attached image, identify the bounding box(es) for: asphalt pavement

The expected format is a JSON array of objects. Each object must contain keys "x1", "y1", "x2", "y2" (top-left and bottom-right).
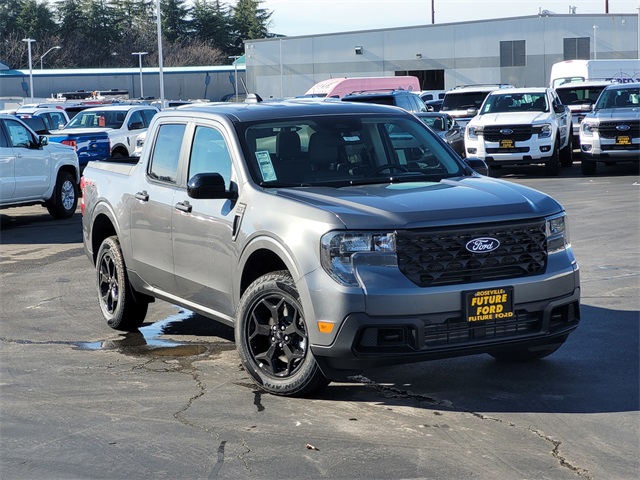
[{"x1": 1, "y1": 161, "x2": 638, "y2": 480}]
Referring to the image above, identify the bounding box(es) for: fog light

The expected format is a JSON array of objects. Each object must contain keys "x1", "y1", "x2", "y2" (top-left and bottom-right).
[
  {"x1": 467, "y1": 148, "x2": 477, "y2": 154},
  {"x1": 582, "y1": 144, "x2": 592, "y2": 152},
  {"x1": 540, "y1": 145, "x2": 551, "y2": 152}
]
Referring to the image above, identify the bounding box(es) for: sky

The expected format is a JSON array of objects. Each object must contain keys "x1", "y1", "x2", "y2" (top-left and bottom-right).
[{"x1": 261, "y1": 0, "x2": 640, "y2": 37}]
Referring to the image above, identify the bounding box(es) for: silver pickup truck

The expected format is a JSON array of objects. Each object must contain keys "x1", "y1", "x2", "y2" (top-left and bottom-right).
[{"x1": 81, "y1": 99, "x2": 580, "y2": 396}]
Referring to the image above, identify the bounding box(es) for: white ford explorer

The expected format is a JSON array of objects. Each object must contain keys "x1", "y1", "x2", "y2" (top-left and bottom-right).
[{"x1": 464, "y1": 87, "x2": 573, "y2": 175}]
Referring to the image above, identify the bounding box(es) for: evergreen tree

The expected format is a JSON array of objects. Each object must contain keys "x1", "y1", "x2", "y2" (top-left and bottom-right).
[
  {"x1": 161, "y1": 0, "x2": 192, "y2": 43},
  {"x1": 191, "y1": 0, "x2": 232, "y2": 53},
  {"x1": 231, "y1": 0, "x2": 272, "y2": 55}
]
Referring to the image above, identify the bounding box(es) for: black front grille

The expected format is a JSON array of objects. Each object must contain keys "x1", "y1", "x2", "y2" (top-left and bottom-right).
[
  {"x1": 396, "y1": 220, "x2": 547, "y2": 287},
  {"x1": 598, "y1": 121, "x2": 640, "y2": 139},
  {"x1": 424, "y1": 310, "x2": 543, "y2": 347},
  {"x1": 484, "y1": 125, "x2": 534, "y2": 142},
  {"x1": 486, "y1": 147, "x2": 530, "y2": 153}
]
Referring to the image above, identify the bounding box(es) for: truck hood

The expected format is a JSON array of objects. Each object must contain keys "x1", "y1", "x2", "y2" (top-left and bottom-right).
[
  {"x1": 589, "y1": 108, "x2": 640, "y2": 120},
  {"x1": 473, "y1": 111, "x2": 549, "y2": 125},
  {"x1": 273, "y1": 176, "x2": 561, "y2": 229}
]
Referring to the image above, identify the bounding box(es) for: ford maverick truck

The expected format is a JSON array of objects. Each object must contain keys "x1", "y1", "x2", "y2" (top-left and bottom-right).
[{"x1": 81, "y1": 99, "x2": 580, "y2": 396}]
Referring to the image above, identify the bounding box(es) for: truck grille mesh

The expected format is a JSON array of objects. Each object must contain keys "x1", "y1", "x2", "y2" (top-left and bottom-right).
[
  {"x1": 483, "y1": 125, "x2": 534, "y2": 142},
  {"x1": 597, "y1": 121, "x2": 640, "y2": 139},
  {"x1": 396, "y1": 220, "x2": 547, "y2": 287}
]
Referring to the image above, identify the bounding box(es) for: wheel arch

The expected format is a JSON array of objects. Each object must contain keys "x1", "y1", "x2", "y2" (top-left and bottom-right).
[
  {"x1": 110, "y1": 144, "x2": 129, "y2": 157},
  {"x1": 89, "y1": 206, "x2": 119, "y2": 265}
]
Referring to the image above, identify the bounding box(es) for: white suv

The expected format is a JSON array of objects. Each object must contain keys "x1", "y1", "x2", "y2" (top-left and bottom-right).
[
  {"x1": 579, "y1": 82, "x2": 640, "y2": 175},
  {"x1": 464, "y1": 87, "x2": 573, "y2": 175}
]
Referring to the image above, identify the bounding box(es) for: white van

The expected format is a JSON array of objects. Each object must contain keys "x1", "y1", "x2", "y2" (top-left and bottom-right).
[
  {"x1": 549, "y1": 59, "x2": 640, "y2": 88},
  {"x1": 303, "y1": 76, "x2": 421, "y2": 98}
]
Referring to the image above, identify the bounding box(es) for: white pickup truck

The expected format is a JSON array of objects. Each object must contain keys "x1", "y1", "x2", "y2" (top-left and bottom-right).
[
  {"x1": 0, "y1": 114, "x2": 80, "y2": 218},
  {"x1": 465, "y1": 87, "x2": 573, "y2": 175},
  {"x1": 49, "y1": 105, "x2": 158, "y2": 170}
]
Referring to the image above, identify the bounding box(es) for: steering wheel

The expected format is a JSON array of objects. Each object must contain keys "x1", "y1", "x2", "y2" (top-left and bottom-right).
[{"x1": 368, "y1": 164, "x2": 410, "y2": 176}]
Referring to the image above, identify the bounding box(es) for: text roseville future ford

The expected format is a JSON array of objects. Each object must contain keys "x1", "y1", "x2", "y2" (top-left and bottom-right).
[{"x1": 80, "y1": 99, "x2": 580, "y2": 396}]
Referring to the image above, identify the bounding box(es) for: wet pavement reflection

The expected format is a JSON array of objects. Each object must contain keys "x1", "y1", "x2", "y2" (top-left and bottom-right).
[{"x1": 76, "y1": 309, "x2": 235, "y2": 357}]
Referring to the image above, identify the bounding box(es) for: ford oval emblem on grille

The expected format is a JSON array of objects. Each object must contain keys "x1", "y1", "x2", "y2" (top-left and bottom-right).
[
  {"x1": 466, "y1": 237, "x2": 500, "y2": 253},
  {"x1": 500, "y1": 129, "x2": 514, "y2": 135},
  {"x1": 616, "y1": 124, "x2": 631, "y2": 131}
]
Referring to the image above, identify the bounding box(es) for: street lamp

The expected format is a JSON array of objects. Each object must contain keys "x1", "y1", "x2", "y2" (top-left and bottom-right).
[
  {"x1": 40, "y1": 46, "x2": 61, "y2": 69},
  {"x1": 131, "y1": 52, "x2": 148, "y2": 98},
  {"x1": 229, "y1": 55, "x2": 241, "y2": 102},
  {"x1": 22, "y1": 38, "x2": 35, "y2": 102}
]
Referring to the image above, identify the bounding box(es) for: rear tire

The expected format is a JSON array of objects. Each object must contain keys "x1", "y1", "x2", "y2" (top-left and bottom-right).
[
  {"x1": 236, "y1": 271, "x2": 330, "y2": 396},
  {"x1": 96, "y1": 236, "x2": 148, "y2": 331},
  {"x1": 46, "y1": 171, "x2": 78, "y2": 219}
]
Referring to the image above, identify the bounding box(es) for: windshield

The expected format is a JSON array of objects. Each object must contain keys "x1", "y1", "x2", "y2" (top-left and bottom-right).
[
  {"x1": 238, "y1": 114, "x2": 466, "y2": 187},
  {"x1": 556, "y1": 86, "x2": 606, "y2": 105},
  {"x1": 481, "y1": 92, "x2": 548, "y2": 114},
  {"x1": 441, "y1": 92, "x2": 490, "y2": 111},
  {"x1": 64, "y1": 110, "x2": 126, "y2": 129},
  {"x1": 594, "y1": 87, "x2": 639, "y2": 109}
]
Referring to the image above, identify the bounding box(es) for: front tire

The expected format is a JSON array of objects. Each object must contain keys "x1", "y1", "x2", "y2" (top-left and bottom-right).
[
  {"x1": 96, "y1": 236, "x2": 148, "y2": 331},
  {"x1": 581, "y1": 155, "x2": 597, "y2": 175},
  {"x1": 46, "y1": 171, "x2": 78, "y2": 219},
  {"x1": 544, "y1": 141, "x2": 560, "y2": 176},
  {"x1": 236, "y1": 271, "x2": 329, "y2": 396},
  {"x1": 559, "y1": 129, "x2": 573, "y2": 167}
]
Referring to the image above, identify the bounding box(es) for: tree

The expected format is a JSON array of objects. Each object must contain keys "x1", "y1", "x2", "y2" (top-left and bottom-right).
[
  {"x1": 161, "y1": 0, "x2": 192, "y2": 43},
  {"x1": 230, "y1": 0, "x2": 272, "y2": 55},
  {"x1": 191, "y1": 0, "x2": 232, "y2": 53}
]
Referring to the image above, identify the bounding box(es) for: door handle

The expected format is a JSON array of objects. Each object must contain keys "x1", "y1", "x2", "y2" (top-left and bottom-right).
[
  {"x1": 175, "y1": 200, "x2": 192, "y2": 213},
  {"x1": 135, "y1": 190, "x2": 149, "y2": 201}
]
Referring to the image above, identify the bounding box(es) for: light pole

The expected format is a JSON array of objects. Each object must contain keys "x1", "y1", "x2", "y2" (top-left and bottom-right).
[
  {"x1": 229, "y1": 55, "x2": 241, "y2": 102},
  {"x1": 40, "y1": 46, "x2": 61, "y2": 69},
  {"x1": 593, "y1": 25, "x2": 599, "y2": 59},
  {"x1": 22, "y1": 38, "x2": 35, "y2": 102},
  {"x1": 155, "y1": 0, "x2": 165, "y2": 107},
  {"x1": 131, "y1": 52, "x2": 148, "y2": 98}
]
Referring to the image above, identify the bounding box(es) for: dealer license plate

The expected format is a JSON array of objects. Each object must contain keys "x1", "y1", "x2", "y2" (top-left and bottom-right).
[
  {"x1": 464, "y1": 287, "x2": 514, "y2": 322},
  {"x1": 500, "y1": 139, "x2": 514, "y2": 149},
  {"x1": 616, "y1": 135, "x2": 631, "y2": 145}
]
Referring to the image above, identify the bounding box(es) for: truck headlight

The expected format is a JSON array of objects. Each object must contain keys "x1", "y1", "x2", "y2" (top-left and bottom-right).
[
  {"x1": 581, "y1": 121, "x2": 597, "y2": 137},
  {"x1": 321, "y1": 231, "x2": 396, "y2": 286},
  {"x1": 535, "y1": 123, "x2": 552, "y2": 138},
  {"x1": 546, "y1": 213, "x2": 570, "y2": 253},
  {"x1": 467, "y1": 125, "x2": 483, "y2": 140}
]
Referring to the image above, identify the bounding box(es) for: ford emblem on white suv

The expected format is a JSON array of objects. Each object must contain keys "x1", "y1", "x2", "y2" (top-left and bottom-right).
[
  {"x1": 616, "y1": 125, "x2": 631, "y2": 131},
  {"x1": 465, "y1": 237, "x2": 501, "y2": 253},
  {"x1": 500, "y1": 128, "x2": 514, "y2": 135}
]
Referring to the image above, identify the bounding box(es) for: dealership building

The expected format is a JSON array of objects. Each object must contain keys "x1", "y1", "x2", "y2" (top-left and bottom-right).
[
  {"x1": 1, "y1": 12, "x2": 638, "y2": 103},
  {"x1": 244, "y1": 13, "x2": 639, "y2": 99}
]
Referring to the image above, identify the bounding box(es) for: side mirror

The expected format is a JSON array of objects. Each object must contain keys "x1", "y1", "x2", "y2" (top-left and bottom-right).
[
  {"x1": 128, "y1": 121, "x2": 144, "y2": 130},
  {"x1": 464, "y1": 157, "x2": 489, "y2": 176},
  {"x1": 580, "y1": 103, "x2": 593, "y2": 112},
  {"x1": 466, "y1": 107, "x2": 478, "y2": 117},
  {"x1": 187, "y1": 173, "x2": 237, "y2": 200},
  {"x1": 38, "y1": 135, "x2": 49, "y2": 146}
]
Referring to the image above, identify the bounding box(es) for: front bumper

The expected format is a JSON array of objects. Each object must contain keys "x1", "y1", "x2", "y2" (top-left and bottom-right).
[
  {"x1": 466, "y1": 138, "x2": 555, "y2": 164},
  {"x1": 580, "y1": 135, "x2": 640, "y2": 162},
  {"x1": 303, "y1": 246, "x2": 580, "y2": 377}
]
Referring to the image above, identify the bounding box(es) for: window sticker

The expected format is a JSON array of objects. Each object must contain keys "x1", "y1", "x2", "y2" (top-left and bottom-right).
[
  {"x1": 256, "y1": 150, "x2": 277, "y2": 181},
  {"x1": 343, "y1": 135, "x2": 360, "y2": 142}
]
